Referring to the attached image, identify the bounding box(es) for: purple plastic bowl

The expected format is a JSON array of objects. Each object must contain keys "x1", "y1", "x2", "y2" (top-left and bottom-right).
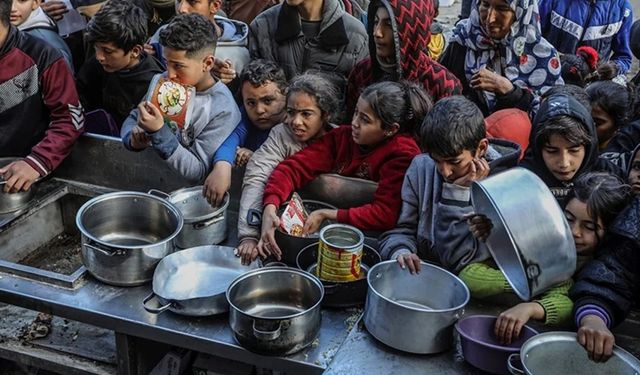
[{"x1": 455, "y1": 315, "x2": 538, "y2": 375}]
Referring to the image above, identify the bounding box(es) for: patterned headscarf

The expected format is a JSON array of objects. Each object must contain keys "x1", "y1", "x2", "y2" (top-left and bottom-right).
[{"x1": 451, "y1": 0, "x2": 563, "y2": 110}]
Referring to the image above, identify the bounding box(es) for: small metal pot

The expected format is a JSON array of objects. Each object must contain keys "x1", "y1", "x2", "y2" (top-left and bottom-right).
[
  {"x1": 76, "y1": 191, "x2": 183, "y2": 286},
  {"x1": 149, "y1": 187, "x2": 229, "y2": 248},
  {"x1": 226, "y1": 267, "x2": 323, "y2": 356},
  {"x1": 507, "y1": 332, "x2": 640, "y2": 374},
  {"x1": 364, "y1": 260, "x2": 470, "y2": 354},
  {"x1": 0, "y1": 157, "x2": 38, "y2": 214}
]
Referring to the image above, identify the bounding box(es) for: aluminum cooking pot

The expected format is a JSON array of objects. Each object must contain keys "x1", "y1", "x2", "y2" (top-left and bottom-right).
[
  {"x1": 364, "y1": 260, "x2": 470, "y2": 354},
  {"x1": 143, "y1": 245, "x2": 260, "y2": 316},
  {"x1": 226, "y1": 267, "x2": 323, "y2": 356},
  {"x1": 0, "y1": 157, "x2": 38, "y2": 214},
  {"x1": 76, "y1": 191, "x2": 183, "y2": 286},
  {"x1": 471, "y1": 168, "x2": 576, "y2": 301},
  {"x1": 298, "y1": 173, "x2": 378, "y2": 209},
  {"x1": 507, "y1": 332, "x2": 640, "y2": 375},
  {"x1": 149, "y1": 187, "x2": 229, "y2": 248}
]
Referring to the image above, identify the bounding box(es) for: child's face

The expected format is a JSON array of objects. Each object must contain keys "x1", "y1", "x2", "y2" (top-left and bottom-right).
[
  {"x1": 541, "y1": 134, "x2": 586, "y2": 182},
  {"x1": 285, "y1": 92, "x2": 326, "y2": 143},
  {"x1": 241, "y1": 80, "x2": 286, "y2": 131},
  {"x1": 175, "y1": 0, "x2": 220, "y2": 20},
  {"x1": 592, "y1": 104, "x2": 616, "y2": 149},
  {"x1": 431, "y1": 145, "x2": 486, "y2": 183},
  {"x1": 372, "y1": 6, "x2": 394, "y2": 60},
  {"x1": 565, "y1": 198, "x2": 604, "y2": 256},
  {"x1": 11, "y1": 0, "x2": 39, "y2": 26},
  {"x1": 351, "y1": 97, "x2": 397, "y2": 147},
  {"x1": 628, "y1": 151, "x2": 640, "y2": 195},
  {"x1": 164, "y1": 47, "x2": 214, "y2": 90},
  {"x1": 94, "y1": 42, "x2": 141, "y2": 73}
]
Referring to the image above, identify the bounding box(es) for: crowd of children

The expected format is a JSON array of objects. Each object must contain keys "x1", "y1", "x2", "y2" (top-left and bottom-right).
[{"x1": 0, "y1": 0, "x2": 639, "y2": 364}]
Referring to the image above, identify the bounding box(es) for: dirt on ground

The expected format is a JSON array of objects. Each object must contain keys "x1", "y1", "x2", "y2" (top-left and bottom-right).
[{"x1": 18, "y1": 232, "x2": 83, "y2": 275}]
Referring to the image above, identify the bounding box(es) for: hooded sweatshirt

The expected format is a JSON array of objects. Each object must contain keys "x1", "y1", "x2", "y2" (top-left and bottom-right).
[
  {"x1": 346, "y1": 0, "x2": 461, "y2": 118},
  {"x1": 17, "y1": 7, "x2": 73, "y2": 71}
]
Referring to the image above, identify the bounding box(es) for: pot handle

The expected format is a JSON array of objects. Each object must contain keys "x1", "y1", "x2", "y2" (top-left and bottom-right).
[
  {"x1": 507, "y1": 353, "x2": 524, "y2": 375},
  {"x1": 252, "y1": 320, "x2": 281, "y2": 341},
  {"x1": 247, "y1": 209, "x2": 262, "y2": 228},
  {"x1": 84, "y1": 241, "x2": 126, "y2": 257},
  {"x1": 142, "y1": 292, "x2": 172, "y2": 314},
  {"x1": 193, "y1": 213, "x2": 225, "y2": 230},
  {"x1": 147, "y1": 189, "x2": 170, "y2": 199}
]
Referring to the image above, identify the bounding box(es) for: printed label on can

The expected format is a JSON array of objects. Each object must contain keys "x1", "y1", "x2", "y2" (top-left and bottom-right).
[{"x1": 317, "y1": 224, "x2": 364, "y2": 282}]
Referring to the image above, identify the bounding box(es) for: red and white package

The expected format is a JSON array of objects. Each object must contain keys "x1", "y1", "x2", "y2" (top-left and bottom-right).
[{"x1": 279, "y1": 193, "x2": 308, "y2": 237}]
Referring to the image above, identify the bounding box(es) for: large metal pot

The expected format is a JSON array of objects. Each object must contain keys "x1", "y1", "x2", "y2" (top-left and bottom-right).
[
  {"x1": 299, "y1": 173, "x2": 378, "y2": 209},
  {"x1": 76, "y1": 191, "x2": 183, "y2": 286},
  {"x1": 507, "y1": 332, "x2": 640, "y2": 374},
  {"x1": 149, "y1": 187, "x2": 229, "y2": 248},
  {"x1": 364, "y1": 260, "x2": 470, "y2": 354},
  {"x1": 0, "y1": 157, "x2": 38, "y2": 214},
  {"x1": 471, "y1": 168, "x2": 576, "y2": 300},
  {"x1": 226, "y1": 267, "x2": 323, "y2": 356}
]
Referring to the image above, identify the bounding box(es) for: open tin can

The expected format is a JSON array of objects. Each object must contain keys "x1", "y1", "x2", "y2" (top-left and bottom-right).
[{"x1": 317, "y1": 224, "x2": 364, "y2": 282}]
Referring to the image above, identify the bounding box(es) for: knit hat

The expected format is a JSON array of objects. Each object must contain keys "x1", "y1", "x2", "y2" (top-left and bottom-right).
[
  {"x1": 485, "y1": 109, "x2": 531, "y2": 161},
  {"x1": 631, "y1": 19, "x2": 640, "y2": 60}
]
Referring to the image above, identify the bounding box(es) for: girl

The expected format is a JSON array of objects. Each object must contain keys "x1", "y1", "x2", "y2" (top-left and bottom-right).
[
  {"x1": 258, "y1": 81, "x2": 431, "y2": 260},
  {"x1": 586, "y1": 81, "x2": 636, "y2": 151},
  {"x1": 235, "y1": 72, "x2": 340, "y2": 265},
  {"x1": 463, "y1": 172, "x2": 632, "y2": 344}
]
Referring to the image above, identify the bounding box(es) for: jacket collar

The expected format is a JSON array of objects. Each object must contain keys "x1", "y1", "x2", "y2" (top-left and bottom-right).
[
  {"x1": 274, "y1": 1, "x2": 349, "y2": 47},
  {"x1": 0, "y1": 26, "x2": 18, "y2": 58}
]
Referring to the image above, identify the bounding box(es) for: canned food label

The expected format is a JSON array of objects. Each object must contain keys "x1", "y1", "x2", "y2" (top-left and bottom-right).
[{"x1": 317, "y1": 239, "x2": 362, "y2": 282}]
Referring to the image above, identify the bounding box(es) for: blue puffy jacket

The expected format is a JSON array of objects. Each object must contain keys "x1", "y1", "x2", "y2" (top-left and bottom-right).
[{"x1": 538, "y1": 0, "x2": 633, "y2": 74}]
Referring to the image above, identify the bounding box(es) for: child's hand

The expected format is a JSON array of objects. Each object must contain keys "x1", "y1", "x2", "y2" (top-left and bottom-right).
[
  {"x1": 302, "y1": 209, "x2": 336, "y2": 235},
  {"x1": 235, "y1": 147, "x2": 253, "y2": 167},
  {"x1": 464, "y1": 213, "x2": 493, "y2": 242},
  {"x1": 143, "y1": 44, "x2": 156, "y2": 56},
  {"x1": 396, "y1": 253, "x2": 422, "y2": 274},
  {"x1": 137, "y1": 101, "x2": 164, "y2": 133},
  {"x1": 213, "y1": 58, "x2": 236, "y2": 84},
  {"x1": 256, "y1": 204, "x2": 282, "y2": 260},
  {"x1": 234, "y1": 238, "x2": 259, "y2": 265},
  {"x1": 495, "y1": 302, "x2": 543, "y2": 345},
  {"x1": 453, "y1": 158, "x2": 490, "y2": 187},
  {"x1": 0, "y1": 160, "x2": 40, "y2": 193},
  {"x1": 202, "y1": 161, "x2": 231, "y2": 207},
  {"x1": 130, "y1": 126, "x2": 151, "y2": 150},
  {"x1": 578, "y1": 314, "x2": 615, "y2": 362},
  {"x1": 470, "y1": 68, "x2": 514, "y2": 95},
  {"x1": 41, "y1": 0, "x2": 69, "y2": 21}
]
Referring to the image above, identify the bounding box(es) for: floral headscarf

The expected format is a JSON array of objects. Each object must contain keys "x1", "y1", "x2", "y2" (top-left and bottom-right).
[{"x1": 451, "y1": 0, "x2": 563, "y2": 110}]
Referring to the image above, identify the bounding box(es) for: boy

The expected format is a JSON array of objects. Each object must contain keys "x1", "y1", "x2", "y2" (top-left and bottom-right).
[
  {"x1": 10, "y1": 0, "x2": 73, "y2": 69},
  {"x1": 0, "y1": 0, "x2": 83, "y2": 192},
  {"x1": 77, "y1": 0, "x2": 163, "y2": 128},
  {"x1": 379, "y1": 96, "x2": 520, "y2": 274},
  {"x1": 203, "y1": 59, "x2": 287, "y2": 206},
  {"x1": 121, "y1": 13, "x2": 240, "y2": 184}
]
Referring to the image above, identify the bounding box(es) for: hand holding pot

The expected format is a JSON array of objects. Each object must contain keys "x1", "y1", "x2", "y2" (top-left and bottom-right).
[
  {"x1": 257, "y1": 204, "x2": 282, "y2": 260},
  {"x1": 465, "y1": 213, "x2": 493, "y2": 242},
  {"x1": 203, "y1": 161, "x2": 231, "y2": 207},
  {"x1": 395, "y1": 252, "x2": 422, "y2": 274},
  {"x1": 578, "y1": 314, "x2": 615, "y2": 363},
  {"x1": 235, "y1": 238, "x2": 259, "y2": 265},
  {"x1": 0, "y1": 160, "x2": 40, "y2": 193},
  {"x1": 495, "y1": 302, "x2": 544, "y2": 345}
]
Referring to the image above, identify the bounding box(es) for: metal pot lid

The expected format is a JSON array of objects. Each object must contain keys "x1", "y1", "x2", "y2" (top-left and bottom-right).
[{"x1": 167, "y1": 186, "x2": 229, "y2": 223}]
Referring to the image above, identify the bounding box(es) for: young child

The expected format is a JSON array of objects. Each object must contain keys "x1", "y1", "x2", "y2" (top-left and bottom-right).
[
  {"x1": 235, "y1": 72, "x2": 340, "y2": 265},
  {"x1": 379, "y1": 95, "x2": 520, "y2": 274},
  {"x1": 77, "y1": 0, "x2": 164, "y2": 128},
  {"x1": 463, "y1": 172, "x2": 632, "y2": 344},
  {"x1": 586, "y1": 81, "x2": 636, "y2": 151},
  {"x1": 10, "y1": 0, "x2": 73, "y2": 69},
  {"x1": 202, "y1": 59, "x2": 287, "y2": 206},
  {"x1": 120, "y1": 13, "x2": 240, "y2": 184}
]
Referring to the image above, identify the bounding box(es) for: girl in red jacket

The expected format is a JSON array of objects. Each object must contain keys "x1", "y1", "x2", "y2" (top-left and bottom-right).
[{"x1": 258, "y1": 81, "x2": 431, "y2": 259}]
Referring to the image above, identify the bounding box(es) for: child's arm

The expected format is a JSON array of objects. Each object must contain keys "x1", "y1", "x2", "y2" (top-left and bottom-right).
[
  {"x1": 536, "y1": 279, "x2": 574, "y2": 325},
  {"x1": 458, "y1": 262, "x2": 512, "y2": 299},
  {"x1": 609, "y1": 1, "x2": 633, "y2": 74}
]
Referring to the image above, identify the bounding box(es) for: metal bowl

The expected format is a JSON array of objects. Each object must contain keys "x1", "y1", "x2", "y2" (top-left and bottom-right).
[{"x1": 0, "y1": 157, "x2": 38, "y2": 214}]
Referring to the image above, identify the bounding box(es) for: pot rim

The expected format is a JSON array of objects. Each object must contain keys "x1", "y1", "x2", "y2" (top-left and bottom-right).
[
  {"x1": 295, "y1": 241, "x2": 380, "y2": 284},
  {"x1": 226, "y1": 267, "x2": 324, "y2": 320},
  {"x1": 455, "y1": 314, "x2": 539, "y2": 352},
  {"x1": 367, "y1": 260, "x2": 470, "y2": 313},
  {"x1": 167, "y1": 186, "x2": 229, "y2": 224},
  {"x1": 76, "y1": 191, "x2": 184, "y2": 249}
]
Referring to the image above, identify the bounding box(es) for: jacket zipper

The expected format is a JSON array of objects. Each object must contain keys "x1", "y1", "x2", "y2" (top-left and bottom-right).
[{"x1": 578, "y1": 0, "x2": 597, "y2": 44}]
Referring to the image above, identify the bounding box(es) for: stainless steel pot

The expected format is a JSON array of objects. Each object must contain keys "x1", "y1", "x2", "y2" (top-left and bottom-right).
[
  {"x1": 226, "y1": 267, "x2": 323, "y2": 355},
  {"x1": 299, "y1": 173, "x2": 378, "y2": 209},
  {"x1": 76, "y1": 191, "x2": 183, "y2": 286},
  {"x1": 364, "y1": 260, "x2": 470, "y2": 354},
  {"x1": 143, "y1": 245, "x2": 260, "y2": 316},
  {"x1": 471, "y1": 168, "x2": 576, "y2": 300},
  {"x1": 149, "y1": 187, "x2": 229, "y2": 248},
  {"x1": 0, "y1": 157, "x2": 38, "y2": 214},
  {"x1": 507, "y1": 332, "x2": 640, "y2": 375}
]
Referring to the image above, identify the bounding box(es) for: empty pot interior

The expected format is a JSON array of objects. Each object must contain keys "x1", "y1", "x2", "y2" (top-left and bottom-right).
[
  {"x1": 171, "y1": 189, "x2": 227, "y2": 221},
  {"x1": 457, "y1": 316, "x2": 536, "y2": 350}
]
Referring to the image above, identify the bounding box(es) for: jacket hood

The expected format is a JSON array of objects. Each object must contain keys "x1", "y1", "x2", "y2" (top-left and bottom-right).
[
  {"x1": 366, "y1": 0, "x2": 435, "y2": 81},
  {"x1": 18, "y1": 7, "x2": 57, "y2": 32},
  {"x1": 274, "y1": 0, "x2": 349, "y2": 48},
  {"x1": 486, "y1": 138, "x2": 521, "y2": 175},
  {"x1": 526, "y1": 94, "x2": 598, "y2": 187},
  {"x1": 214, "y1": 15, "x2": 248, "y2": 46},
  {"x1": 627, "y1": 143, "x2": 640, "y2": 176}
]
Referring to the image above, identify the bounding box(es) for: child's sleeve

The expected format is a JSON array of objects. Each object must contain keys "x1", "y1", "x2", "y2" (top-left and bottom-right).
[
  {"x1": 120, "y1": 108, "x2": 139, "y2": 152},
  {"x1": 213, "y1": 119, "x2": 249, "y2": 165},
  {"x1": 535, "y1": 279, "x2": 573, "y2": 325},
  {"x1": 458, "y1": 262, "x2": 512, "y2": 299},
  {"x1": 610, "y1": 1, "x2": 633, "y2": 74}
]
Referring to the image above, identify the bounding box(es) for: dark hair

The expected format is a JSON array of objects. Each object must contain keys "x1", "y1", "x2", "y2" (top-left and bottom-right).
[
  {"x1": 569, "y1": 172, "x2": 632, "y2": 242},
  {"x1": 359, "y1": 81, "x2": 432, "y2": 138},
  {"x1": 159, "y1": 13, "x2": 217, "y2": 57},
  {"x1": 586, "y1": 81, "x2": 635, "y2": 131},
  {"x1": 559, "y1": 46, "x2": 598, "y2": 87},
  {"x1": 286, "y1": 72, "x2": 340, "y2": 123},
  {"x1": 0, "y1": 0, "x2": 9, "y2": 27},
  {"x1": 419, "y1": 95, "x2": 485, "y2": 156},
  {"x1": 535, "y1": 115, "x2": 591, "y2": 150},
  {"x1": 542, "y1": 84, "x2": 592, "y2": 113},
  {"x1": 239, "y1": 59, "x2": 288, "y2": 95},
  {"x1": 85, "y1": 0, "x2": 148, "y2": 53}
]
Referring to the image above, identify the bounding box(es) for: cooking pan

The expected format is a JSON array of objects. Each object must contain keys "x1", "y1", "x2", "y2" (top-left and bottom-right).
[
  {"x1": 0, "y1": 157, "x2": 39, "y2": 213},
  {"x1": 143, "y1": 245, "x2": 260, "y2": 316}
]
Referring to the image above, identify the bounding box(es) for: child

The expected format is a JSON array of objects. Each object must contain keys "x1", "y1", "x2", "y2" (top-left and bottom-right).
[
  {"x1": 120, "y1": 13, "x2": 240, "y2": 184},
  {"x1": 0, "y1": 0, "x2": 83, "y2": 193},
  {"x1": 257, "y1": 81, "x2": 431, "y2": 261},
  {"x1": 627, "y1": 145, "x2": 640, "y2": 195},
  {"x1": 235, "y1": 72, "x2": 340, "y2": 265},
  {"x1": 77, "y1": 0, "x2": 164, "y2": 128},
  {"x1": 10, "y1": 0, "x2": 73, "y2": 69},
  {"x1": 379, "y1": 95, "x2": 520, "y2": 274},
  {"x1": 463, "y1": 172, "x2": 632, "y2": 344},
  {"x1": 586, "y1": 81, "x2": 635, "y2": 151},
  {"x1": 202, "y1": 59, "x2": 287, "y2": 206}
]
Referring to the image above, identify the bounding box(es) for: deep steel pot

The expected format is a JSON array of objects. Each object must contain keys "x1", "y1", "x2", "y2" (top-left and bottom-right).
[
  {"x1": 364, "y1": 260, "x2": 470, "y2": 354},
  {"x1": 76, "y1": 191, "x2": 183, "y2": 286},
  {"x1": 226, "y1": 267, "x2": 323, "y2": 355},
  {"x1": 0, "y1": 157, "x2": 38, "y2": 214},
  {"x1": 149, "y1": 187, "x2": 229, "y2": 248}
]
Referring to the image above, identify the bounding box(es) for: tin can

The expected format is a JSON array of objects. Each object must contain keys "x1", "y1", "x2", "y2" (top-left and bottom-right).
[{"x1": 316, "y1": 224, "x2": 364, "y2": 282}]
